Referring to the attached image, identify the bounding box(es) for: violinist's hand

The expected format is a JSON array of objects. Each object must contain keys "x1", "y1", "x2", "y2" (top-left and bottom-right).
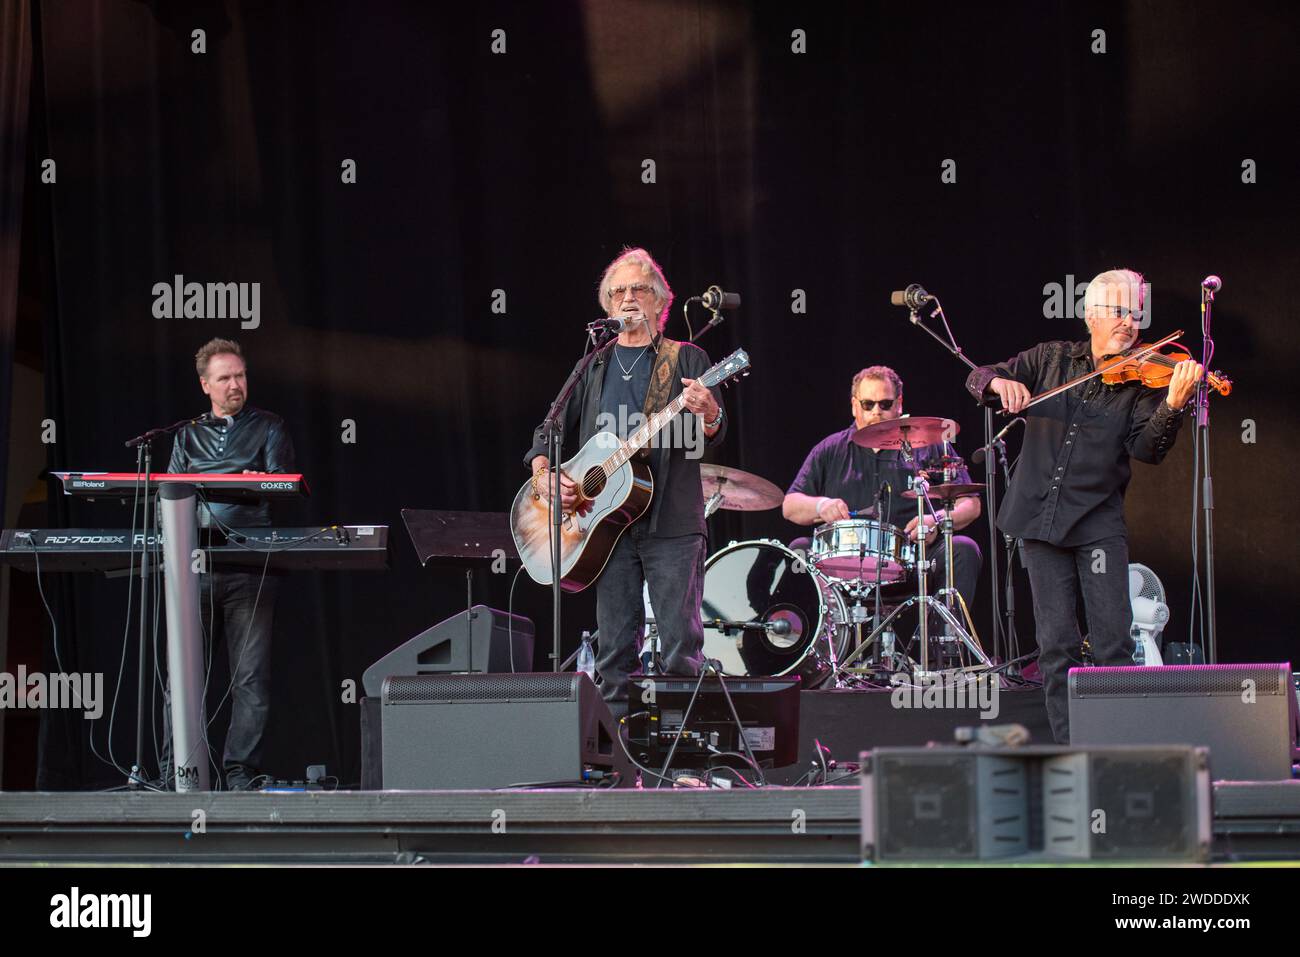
[
  {"x1": 1166, "y1": 360, "x2": 1204, "y2": 411},
  {"x1": 989, "y1": 376, "x2": 1031, "y2": 414}
]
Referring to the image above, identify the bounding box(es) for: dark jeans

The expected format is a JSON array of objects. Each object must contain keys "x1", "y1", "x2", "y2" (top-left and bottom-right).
[
  {"x1": 595, "y1": 524, "x2": 706, "y2": 719},
  {"x1": 1022, "y1": 535, "x2": 1134, "y2": 744},
  {"x1": 163, "y1": 568, "x2": 280, "y2": 787}
]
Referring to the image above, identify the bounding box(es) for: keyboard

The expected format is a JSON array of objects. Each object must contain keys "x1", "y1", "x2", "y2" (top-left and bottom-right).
[
  {"x1": 51, "y1": 472, "x2": 310, "y2": 499},
  {"x1": 0, "y1": 525, "x2": 388, "y2": 572}
]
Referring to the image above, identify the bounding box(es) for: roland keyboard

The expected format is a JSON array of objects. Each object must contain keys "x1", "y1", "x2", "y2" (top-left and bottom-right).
[
  {"x1": 0, "y1": 525, "x2": 388, "y2": 572},
  {"x1": 52, "y1": 472, "x2": 310, "y2": 499}
]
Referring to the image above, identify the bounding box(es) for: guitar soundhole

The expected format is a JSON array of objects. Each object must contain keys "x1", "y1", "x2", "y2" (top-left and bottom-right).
[{"x1": 581, "y1": 467, "x2": 607, "y2": 500}]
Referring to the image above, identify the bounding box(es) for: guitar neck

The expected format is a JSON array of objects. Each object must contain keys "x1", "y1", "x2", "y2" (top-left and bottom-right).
[{"x1": 602, "y1": 393, "x2": 689, "y2": 473}]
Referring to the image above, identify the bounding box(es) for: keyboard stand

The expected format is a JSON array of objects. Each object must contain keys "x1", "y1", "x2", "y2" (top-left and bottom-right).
[{"x1": 158, "y1": 484, "x2": 210, "y2": 792}]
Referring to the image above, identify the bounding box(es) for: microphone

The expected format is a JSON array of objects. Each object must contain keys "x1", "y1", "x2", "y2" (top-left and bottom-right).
[
  {"x1": 1201, "y1": 275, "x2": 1222, "y2": 293},
  {"x1": 765, "y1": 618, "x2": 793, "y2": 637},
  {"x1": 890, "y1": 284, "x2": 933, "y2": 311},
  {"x1": 587, "y1": 316, "x2": 631, "y2": 334},
  {"x1": 700, "y1": 285, "x2": 741, "y2": 311},
  {"x1": 972, "y1": 417, "x2": 1026, "y2": 464}
]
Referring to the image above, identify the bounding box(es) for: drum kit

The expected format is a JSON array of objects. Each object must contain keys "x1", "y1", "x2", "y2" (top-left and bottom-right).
[{"x1": 678, "y1": 416, "x2": 993, "y2": 689}]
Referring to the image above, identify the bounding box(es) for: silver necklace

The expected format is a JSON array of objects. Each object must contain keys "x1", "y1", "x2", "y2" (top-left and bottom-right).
[{"x1": 615, "y1": 344, "x2": 651, "y2": 381}]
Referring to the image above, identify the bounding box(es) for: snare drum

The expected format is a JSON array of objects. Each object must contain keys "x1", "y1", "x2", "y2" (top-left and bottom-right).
[
  {"x1": 809, "y1": 519, "x2": 914, "y2": 584},
  {"x1": 700, "y1": 539, "x2": 847, "y2": 688}
]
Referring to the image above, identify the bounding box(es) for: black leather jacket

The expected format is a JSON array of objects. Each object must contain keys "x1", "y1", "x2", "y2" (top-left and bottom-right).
[{"x1": 167, "y1": 406, "x2": 296, "y2": 527}]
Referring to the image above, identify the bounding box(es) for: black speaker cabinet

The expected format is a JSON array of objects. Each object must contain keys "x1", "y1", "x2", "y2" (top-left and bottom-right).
[
  {"x1": 380, "y1": 672, "x2": 632, "y2": 789},
  {"x1": 862, "y1": 745, "x2": 1211, "y2": 863},
  {"x1": 362, "y1": 605, "x2": 533, "y2": 698},
  {"x1": 1069, "y1": 663, "x2": 1299, "y2": 781}
]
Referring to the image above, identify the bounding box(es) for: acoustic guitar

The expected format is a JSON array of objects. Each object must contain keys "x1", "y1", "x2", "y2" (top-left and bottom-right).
[{"x1": 511, "y1": 348, "x2": 750, "y2": 592}]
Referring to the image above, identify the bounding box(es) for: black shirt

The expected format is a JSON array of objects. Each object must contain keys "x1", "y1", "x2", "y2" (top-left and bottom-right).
[
  {"x1": 787, "y1": 426, "x2": 972, "y2": 529},
  {"x1": 965, "y1": 339, "x2": 1186, "y2": 546},
  {"x1": 167, "y1": 405, "x2": 296, "y2": 528}
]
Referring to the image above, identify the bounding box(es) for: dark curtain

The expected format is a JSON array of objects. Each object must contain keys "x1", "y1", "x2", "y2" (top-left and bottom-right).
[
  {"x1": 0, "y1": 0, "x2": 30, "y2": 516},
  {"x1": 23, "y1": 0, "x2": 1300, "y2": 788}
]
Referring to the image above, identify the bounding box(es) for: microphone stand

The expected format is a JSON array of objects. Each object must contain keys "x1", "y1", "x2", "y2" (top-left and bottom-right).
[
  {"x1": 1196, "y1": 283, "x2": 1219, "y2": 663},
  {"x1": 538, "y1": 329, "x2": 617, "y2": 671},
  {"x1": 683, "y1": 291, "x2": 727, "y2": 344},
  {"x1": 996, "y1": 442, "x2": 1022, "y2": 662},
  {"x1": 904, "y1": 295, "x2": 1006, "y2": 663}
]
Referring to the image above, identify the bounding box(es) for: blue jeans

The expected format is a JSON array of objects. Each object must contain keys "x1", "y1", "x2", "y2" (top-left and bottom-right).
[
  {"x1": 1021, "y1": 535, "x2": 1134, "y2": 744},
  {"x1": 594, "y1": 525, "x2": 707, "y2": 718}
]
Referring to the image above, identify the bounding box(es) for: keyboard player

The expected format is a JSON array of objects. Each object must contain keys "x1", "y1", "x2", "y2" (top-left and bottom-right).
[{"x1": 164, "y1": 338, "x2": 296, "y2": 791}]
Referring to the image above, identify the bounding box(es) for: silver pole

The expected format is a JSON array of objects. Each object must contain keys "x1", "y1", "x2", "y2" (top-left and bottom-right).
[{"x1": 158, "y1": 483, "x2": 210, "y2": 792}]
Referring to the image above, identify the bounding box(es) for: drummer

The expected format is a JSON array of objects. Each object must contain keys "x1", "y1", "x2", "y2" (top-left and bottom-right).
[{"x1": 783, "y1": 365, "x2": 983, "y2": 620}]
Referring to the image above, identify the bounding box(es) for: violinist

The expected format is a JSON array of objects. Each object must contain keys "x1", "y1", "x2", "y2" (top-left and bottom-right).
[{"x1": 965, "y1": 269, "x2": 1203, "y2": 743}]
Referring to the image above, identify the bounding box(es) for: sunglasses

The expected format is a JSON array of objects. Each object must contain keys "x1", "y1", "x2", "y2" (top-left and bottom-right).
[{"x1": 858, "y1": 398, "x2": 896, "y2": 412}]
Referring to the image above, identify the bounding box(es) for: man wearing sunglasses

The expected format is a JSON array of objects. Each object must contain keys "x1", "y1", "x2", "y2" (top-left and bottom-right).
[
  {"x1": 966, "y1": 268, "x2": 1202, "y2": 743},
  {"x1": 783, "y1": 365, "x2": 984, "y2": 634}
]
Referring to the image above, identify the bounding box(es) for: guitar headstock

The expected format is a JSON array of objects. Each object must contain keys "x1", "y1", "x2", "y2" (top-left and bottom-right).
[{"x1": 700, "y1": 348, "x2": 751, "y2": 390}]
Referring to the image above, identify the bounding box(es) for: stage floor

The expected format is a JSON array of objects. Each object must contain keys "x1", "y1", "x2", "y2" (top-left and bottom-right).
[{"x1": 1, "y1": 780, "x2": 1297, "y2": 865}]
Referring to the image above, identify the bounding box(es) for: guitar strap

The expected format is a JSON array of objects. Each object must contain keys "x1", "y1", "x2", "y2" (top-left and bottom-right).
[{"x1": 638, "y1": 336, "x2": 681, "y2": 462}]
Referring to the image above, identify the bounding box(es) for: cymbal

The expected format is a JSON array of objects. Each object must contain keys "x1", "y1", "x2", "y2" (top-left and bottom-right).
[
  {"x1": 700, "y1": 464, "x2": 784, "y2": 511},
  {"x1": 851, "y1": 416, "x2": 959, "y2": 450},
  {"x1": 902, "y1": 482, "x2": 986, "y2": 500}
]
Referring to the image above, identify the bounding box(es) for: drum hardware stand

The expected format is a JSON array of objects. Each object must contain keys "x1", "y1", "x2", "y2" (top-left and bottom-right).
[
  {"x1": 830, "y1": 438, "x2": 991, "y2": 685},
  {"x1": 903, "y1": 287, "x2": 1008, "y2": 662},
  {"x1": 831, "y1": 531, "x2": 891, "y2": 687},
  {"x1": 703, "y1": 481, "x2": 728, "y2": 519},
  {"x1": 930, "y1": 487, "x2": 986, "y2": 669},
  {"x1": 643, "y1": 621, "x2": 664, "y2": 675}
]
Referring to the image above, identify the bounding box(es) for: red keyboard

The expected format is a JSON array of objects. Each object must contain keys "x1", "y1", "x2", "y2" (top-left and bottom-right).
[{"x1": 52, "y1": 472, "x2": 311, "y2": 499}]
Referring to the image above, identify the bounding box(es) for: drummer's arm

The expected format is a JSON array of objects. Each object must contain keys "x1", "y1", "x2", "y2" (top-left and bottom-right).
[
  {"x1": 947, "y1": 494, "x2": 981, "y2": 530},
  {"x1": 783, "y1": 492, "x2": 849, "y2": 525}
]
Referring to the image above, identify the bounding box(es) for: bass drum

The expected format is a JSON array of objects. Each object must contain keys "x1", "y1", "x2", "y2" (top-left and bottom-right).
[{"x1": 700, "y1": 539, "x2": 847, "y2": 688}]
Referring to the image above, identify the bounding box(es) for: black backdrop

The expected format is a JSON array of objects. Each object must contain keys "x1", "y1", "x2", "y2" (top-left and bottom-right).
[{"x1": 22, "y1": 0, "x2": 1300, "y2": 788}]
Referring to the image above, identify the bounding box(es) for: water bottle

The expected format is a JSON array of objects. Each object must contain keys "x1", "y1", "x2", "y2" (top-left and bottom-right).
[
  {"x1": 577, "y1": 630, "x2": 596, "y2": 681},
  {"x1": 1130, "y1": 624, "x2": 1145, "y2": 665}
]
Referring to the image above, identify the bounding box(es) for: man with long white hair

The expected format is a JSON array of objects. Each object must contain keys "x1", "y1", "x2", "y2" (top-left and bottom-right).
[
  {"x1": 523, "y1": 248, "x2": 727, "y2": 719},
  {"x1": 966, "y1": 269, "x2": 1202, "y2": 743}
]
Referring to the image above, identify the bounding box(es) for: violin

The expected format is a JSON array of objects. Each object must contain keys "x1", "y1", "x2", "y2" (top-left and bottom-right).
[
  {"x1": 1008, "y1": 330, "x2": 1231, "y2": 412},
  {"x1": 1100, "y1": 341, "x2": 1232, "y2": 396}
]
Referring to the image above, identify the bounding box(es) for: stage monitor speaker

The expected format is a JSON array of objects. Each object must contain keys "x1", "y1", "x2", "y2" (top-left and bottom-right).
[
  {"x1": 862, "y1": 750, "x2": 1030, "y2": 861},
  {"x1": 1068, "y1": 663, "x2": 1299, "y2": 781},
  {"x1": 363, "y1": 605, "x2": 533, "y2": 698},
  {"x1": 861, "y1": 745, "x2": 1210, "y2": 863},
  {"x1": 380, "y1": 672, "x2": 632, "y2": 789}
]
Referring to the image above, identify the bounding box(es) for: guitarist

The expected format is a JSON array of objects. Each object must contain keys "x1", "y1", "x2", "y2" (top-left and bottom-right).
[
  {"x1": 966, "y1": 269, "x2": 1202, "y2": 744},
  {"x1": 524, "y1": 248, "x2": 727, "y2": 719}
]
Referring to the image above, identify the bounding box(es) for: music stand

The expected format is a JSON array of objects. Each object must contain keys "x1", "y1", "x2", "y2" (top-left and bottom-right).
[{"x1": 400, "y1": 508, "x2": 522, "y2": 662}]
